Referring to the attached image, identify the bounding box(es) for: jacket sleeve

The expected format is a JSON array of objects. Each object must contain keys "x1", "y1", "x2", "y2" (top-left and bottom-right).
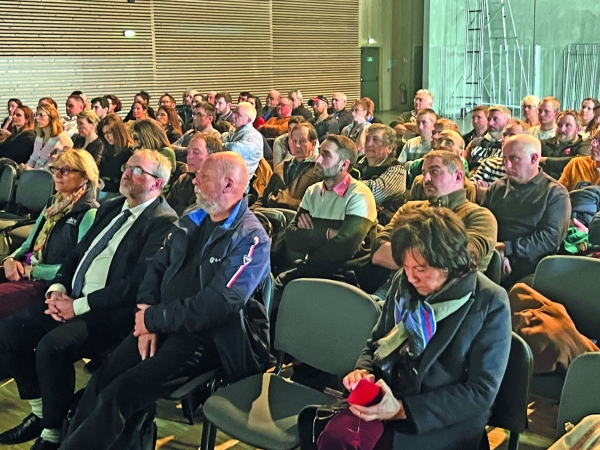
[
  {"x1": 400, "y1": 287, "x2": 511, "y2": 434},
  {"x1": 31, "y1": 209, "x2": 98, "y2": 281},
  {"x1": 144, "y1": 229, "x2": 270, "y2": 334},
  {"x1": 86, "y1": 213, "x2": 177, "y2": 310},
  {"x1": 504, "y1": 185, "x2": 571, "y2": 262},
  {"x1": 463, "y1": 207, "x2": 498, "y2": 269},
  {"x1": 285, "y1": 207, "x2": 329, "y2": 255}
]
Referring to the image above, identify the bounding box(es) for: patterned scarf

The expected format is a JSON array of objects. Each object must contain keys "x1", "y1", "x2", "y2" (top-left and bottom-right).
[
  {"x1": 374, "y1": 273, "x2": 473, "y2": 364},
  {"x1": 31, "y1": 185, "x2": 87, "y2": 263}
]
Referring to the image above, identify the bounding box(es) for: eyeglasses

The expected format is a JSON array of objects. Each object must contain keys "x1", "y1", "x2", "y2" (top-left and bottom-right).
[
  {"x1": 192, "y1": 112, "x2": 207, "y2": 118},
  {"x1": 121, "y1": 164, "x2": 159, "y2": 178},
  {"x1": 48, "y1": 166, "x2": 83, "y2": 176}
]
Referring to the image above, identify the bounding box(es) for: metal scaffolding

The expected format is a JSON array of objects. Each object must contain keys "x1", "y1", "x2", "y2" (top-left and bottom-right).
[{"x1": 462, "y1": 0, "x2": 531, "y2": 111}]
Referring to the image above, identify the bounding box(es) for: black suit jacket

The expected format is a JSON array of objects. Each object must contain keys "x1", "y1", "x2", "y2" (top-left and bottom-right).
[{"x1": 52, "y1": 196, "x2": 178, "y2": 316}]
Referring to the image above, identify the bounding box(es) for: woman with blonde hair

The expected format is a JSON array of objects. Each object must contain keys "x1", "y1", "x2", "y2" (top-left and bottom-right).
[
  {"x1": 72, "y1": 109, "x2": 104, "y2": 165},
  {"x1": 24, "y1": 104, "x2": 72, "y2": 170},
  {"x1": 341, "y1": 97, "x2": 374, "y2": 154},
  {"x1": 0, "y1": 105, "x2": 36, "y2": 164},
  {"x1": 0, "y1": 148, "x2": 99, "y2": 319},
  {"x1": 97, "y1": 113, "x2": 133, "y2": 195}
]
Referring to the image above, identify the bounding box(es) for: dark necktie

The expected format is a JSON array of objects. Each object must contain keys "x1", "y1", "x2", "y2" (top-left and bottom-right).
[{"x1": 71, "y1": 209, "x2": 133, "y2": 298}]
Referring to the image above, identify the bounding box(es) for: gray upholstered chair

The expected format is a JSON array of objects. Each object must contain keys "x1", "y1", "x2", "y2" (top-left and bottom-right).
[{"x1": 200, "y1": 278, "x2": 381, "y2": 450}]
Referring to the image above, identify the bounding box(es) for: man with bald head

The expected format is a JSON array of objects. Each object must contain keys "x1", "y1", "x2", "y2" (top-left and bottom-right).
[
  {"x1": 59, "y1": 151, "x2": 271, "y2": 450},
  {"x1": 483, "y1": 134, "x2": 570, "y2": 287}
]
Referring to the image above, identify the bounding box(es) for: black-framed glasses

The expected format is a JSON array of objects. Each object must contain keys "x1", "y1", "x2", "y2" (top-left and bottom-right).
[
  {"x1": 48, "y1": 166, "x2": 83, "y2": 176},
  {"x1": 121, "y1": 164, "x2": 158, "y2": 178}
]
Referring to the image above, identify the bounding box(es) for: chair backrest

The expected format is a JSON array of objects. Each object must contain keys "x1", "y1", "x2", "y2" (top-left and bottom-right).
[
  {"x1": 488, "y1": 333, "x2": 533, "y2": 434},
  {"x1": 556, "y1": 352, "x2": 600, "y2": 438},
  {"x1": 483, "y1": 249, "x2": 502, "y2": 285},
  {"x1": 532, "y1": 255, "x2": 600, "y2": 341},
  {"x1": 15, "y1": 169, "x2": 55, "y2": 214},
  {"x1": 275, "y1": 278, "x2": 380, "y2": 377},
  {"x1": 0, "y1": 160, "x2": 18, "y2": 205}
]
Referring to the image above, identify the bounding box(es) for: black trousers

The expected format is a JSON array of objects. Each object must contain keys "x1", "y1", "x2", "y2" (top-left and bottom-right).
[
  {"x1": 0, "y1": 300, "x2": 130, "y2": 429},
  {"x1": 59, "y1": 332, "x2": 219, "y2": 450}
]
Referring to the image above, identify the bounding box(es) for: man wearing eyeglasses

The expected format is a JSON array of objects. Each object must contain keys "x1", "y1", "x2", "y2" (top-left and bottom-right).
[
  {"x1": 59, "y1": 152, "x2": 271, "y2": 450},
  {"x1": 0, "y1": 149, "x2": 178, "y2": 450},
  {"x1": 172, "y1": 102, "x2": 221, "y2": 161}
]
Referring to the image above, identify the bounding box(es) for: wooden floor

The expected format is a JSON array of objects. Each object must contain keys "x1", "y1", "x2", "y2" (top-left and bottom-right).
[{"x1": 0, "y1": 360, "x2": 557, "y2": 450}]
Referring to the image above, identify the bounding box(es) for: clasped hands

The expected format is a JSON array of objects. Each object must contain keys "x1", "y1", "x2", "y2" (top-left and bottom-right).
[
  {"x1": 342, "y1": 369, "x2": 407, "y2": 422},
  {"x1": 44, "y1": 291, "x2": 75, "y2": 322}
]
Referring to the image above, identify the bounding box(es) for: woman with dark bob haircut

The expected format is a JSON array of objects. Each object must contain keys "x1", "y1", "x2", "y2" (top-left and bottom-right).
[{"x1": 307, "y1": 207, "x2": 511, "y2": 450}]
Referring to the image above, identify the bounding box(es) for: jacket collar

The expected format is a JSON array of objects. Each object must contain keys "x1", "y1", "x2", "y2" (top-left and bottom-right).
[
  {"x1": 187, "y1": 197, "x2": 245, "y2": 229},
  {"x1": 427, "y1": 188, "x2": 468, "y2": 209}
]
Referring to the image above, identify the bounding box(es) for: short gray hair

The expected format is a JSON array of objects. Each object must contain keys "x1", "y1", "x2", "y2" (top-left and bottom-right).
[{"x1": 135, "y1": 149, "x2": 172, "y2": 185}]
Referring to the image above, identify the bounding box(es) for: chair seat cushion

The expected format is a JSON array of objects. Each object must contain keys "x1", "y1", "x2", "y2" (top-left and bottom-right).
[{"x1": 203, "y1": 373, "x2": 338, "y2": 450}]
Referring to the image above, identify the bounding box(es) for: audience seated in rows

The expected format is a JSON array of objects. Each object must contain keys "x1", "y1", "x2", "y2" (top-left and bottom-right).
[
  {"x1": 0, "y1": 149, "x2": 99, "y2": 320},
  {"x1": 155, "y1": 105, "x2": 182, "y2": 144},
  {"x1": 540, "y1": 109, "x2": 589, "y2": 180},
  {"x1": 288, "y1": 89, "x2": 312, "y2": 120},
  {"x1": 356, "y1": 124, "x2": 406, "y2": 225},
  {"x1": 124, "y1": 90, "x2": 155, "y2": 123},
  {"x1": 0, "y1": 150, "x2": 178, "y2": 450},
  {"x1": 462, "y1": 105, "x2": 488, "y2": 148},
  {"x1": 72, "y1": 110, "x2": 104, "y2": 166},
  {"x1": 0, "y1": 98, "x2": 23, "y2": 139},
  {"x1": 373, "y1": 150, "x2": 497, "y2": 273},
  {"x1": 97, "y1": 113, "x2": 134, "y2": 196},
  {"x1": 398, "y1": 108, "x2": 436, "y2": 164},
  {"x1": 259, "y1": 97, "x2": 293, "y2": 138},
  {"x1": 329, "y1": 91, "x2": 353, "y2": 130},
  {"x1": 482, "y1": 134, "x2": 571, "y2": 288},
  {"x1": 277, "y1": 134, "x2": 377, "y2": 287},
  {"x1": 25, "y1": 104, "x2": 73, "y2": 170},
  {"x1": 0, "y1": 104, "x2": 36, "y2": 164},
  {"x1": 472, "y1": 118, "x2": 531, "y2": 196},
  {"x1": 531, "y1": 96, "x2": 559, "y2": 141},
  {"x1": 172, "y1": 101, "x2": 221, "y2": 161},
  {"x1": 307, "y1": 96, "x2": 338, "y2": 141},
  {"x1": 214, "y1": 92, "x2": 233, "y2": 123},
  {"x1": 311, "y1": 207, "x2": 510, "y2": 450},
  {"x1": 222, "y1": 102, "x2": 264, "y2": 186},
  {"x1": 392, "y1": 88, "x2": 435, "y2": 138},
  {"x1": 272, "y1": 116, "x2": 310, "y2": 167},
  {"x1": 57, "y1": 152, "x2": 270, "y2": 450},
  {"x1": 90, "y1": 96, "x2": 109, "y2": 121},
  {"x1": 261, "y1": 89, "x2": 280, "y2": 122},
  {"x1": 253, "y1": 122, "x2": 320, "y2": 211},
  {"x1": 340, "y1": 97, "x2": 373, "y2": 154},
  {"x1": 559, "y1": 128, "x2": 600, "y2": 191},
  {"x1": 166, "y1": 132, "x2": 223, "y2": 216},
  {"x1": 62, "y1": 95, "x2": 85, "y2": 138},
  {"x1": 465, "y1": 104, "x2": 510, "y2": 171},
  {"x1": 521, "y1": 94, "x2": 540, "y2": 127}
]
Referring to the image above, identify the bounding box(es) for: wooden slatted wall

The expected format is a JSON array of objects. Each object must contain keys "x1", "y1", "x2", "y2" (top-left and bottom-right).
[{"x1": 0, "y1": 0, "x2": 360, "y2": 113}]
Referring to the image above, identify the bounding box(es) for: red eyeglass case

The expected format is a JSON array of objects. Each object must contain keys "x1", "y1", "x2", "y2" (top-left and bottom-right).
[{"x1": 347, "y1": 378, "x2": 383, "y2": 407}]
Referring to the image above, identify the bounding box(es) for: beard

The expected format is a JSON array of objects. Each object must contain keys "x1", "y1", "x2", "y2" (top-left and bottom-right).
[
  {"x1": 119, "y1": 177, "x2": 144, "y2": 201},
  {"x1": 315, "y1": 164, "x2": 341, "y2": 180},
  {"x1": 195, "y1": 188, "x2": 225, "y2": 215}
]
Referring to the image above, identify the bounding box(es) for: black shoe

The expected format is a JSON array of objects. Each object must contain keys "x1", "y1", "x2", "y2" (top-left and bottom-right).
[
  {"x1": 0, "y1": 413, "x2": 42, "y2": 445},
  {"x1": 30, "y1": 437, "x2": 60, "y2": 450}
]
